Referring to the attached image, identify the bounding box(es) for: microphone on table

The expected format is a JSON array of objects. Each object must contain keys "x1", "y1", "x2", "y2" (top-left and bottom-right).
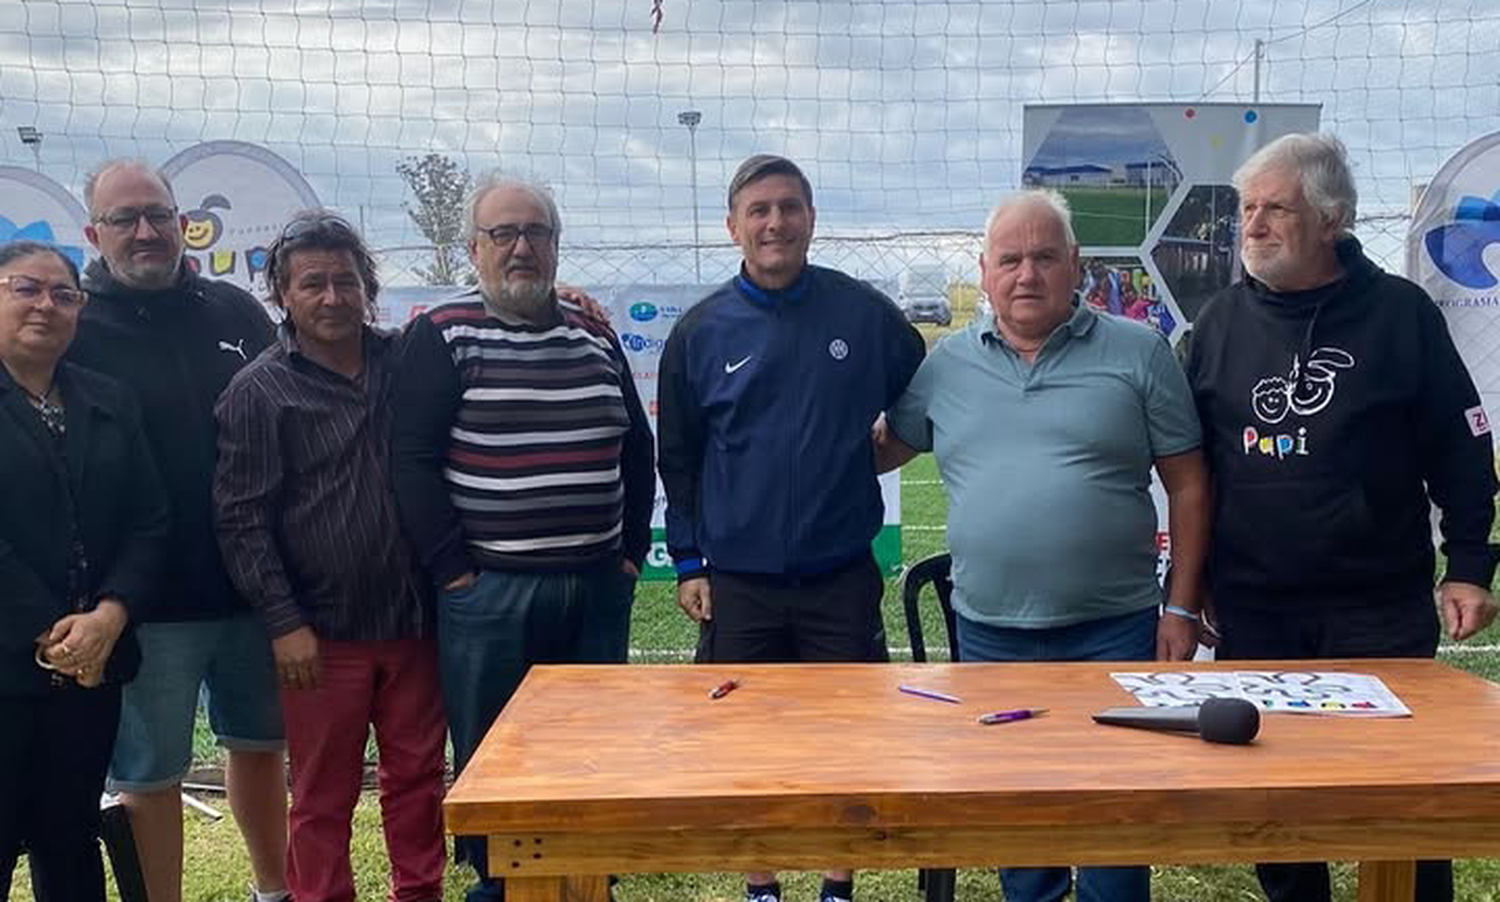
[{"x1": 1092, "y1": 697, "x2": 1261, "y2": 745}]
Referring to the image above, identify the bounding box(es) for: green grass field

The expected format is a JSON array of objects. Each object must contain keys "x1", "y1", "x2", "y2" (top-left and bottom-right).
[
  {"x1": 1059, "y1": 186, "x2": 1172, "y2": 247},
  {"x1": 11, "y1": 350, "x2": 1500, "y2": 900}
]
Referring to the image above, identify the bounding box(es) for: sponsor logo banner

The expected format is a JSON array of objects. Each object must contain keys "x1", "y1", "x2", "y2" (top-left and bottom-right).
[{"x1": 1409, "y1": 130, "x2": 1500, "y2": 440}]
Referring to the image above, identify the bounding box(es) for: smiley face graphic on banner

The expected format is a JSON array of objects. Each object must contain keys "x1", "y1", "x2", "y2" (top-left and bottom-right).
[{"x1": 160, "y1": 141, "x2": 321, "y2": 297}]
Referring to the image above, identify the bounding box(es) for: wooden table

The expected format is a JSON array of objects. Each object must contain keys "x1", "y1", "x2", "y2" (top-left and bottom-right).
[{"x1": 443, "y1": 659, "x2": 1500, "y2": 902}]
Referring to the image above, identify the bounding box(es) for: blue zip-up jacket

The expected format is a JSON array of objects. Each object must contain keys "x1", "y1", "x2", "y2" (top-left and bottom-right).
[{"x1": 657, "y1": 264, "x2": 925, "y2": 577}]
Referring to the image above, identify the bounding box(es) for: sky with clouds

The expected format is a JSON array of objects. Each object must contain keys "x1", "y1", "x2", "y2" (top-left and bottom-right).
[{"x1": 1, "y1": 0, "x2": 1497, "y2": 283}]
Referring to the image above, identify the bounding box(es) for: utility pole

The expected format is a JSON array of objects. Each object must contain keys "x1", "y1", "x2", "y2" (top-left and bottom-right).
[{"x1": 678, "y1": 110, "x2": 703, "y2": 283}]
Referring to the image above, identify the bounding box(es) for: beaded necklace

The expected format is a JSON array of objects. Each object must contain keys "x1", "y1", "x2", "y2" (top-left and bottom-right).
[{"x1": 20, "y1": 382, "x2": 65, "y2": 436}]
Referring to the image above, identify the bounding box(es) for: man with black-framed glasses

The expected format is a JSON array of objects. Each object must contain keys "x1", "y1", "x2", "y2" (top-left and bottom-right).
[
  {"x1": 391, "y1": 172, "x2": 654, "y2": 902},
  {"x1": 68, "y1": 159, "x2": 289, "y2": 902}
]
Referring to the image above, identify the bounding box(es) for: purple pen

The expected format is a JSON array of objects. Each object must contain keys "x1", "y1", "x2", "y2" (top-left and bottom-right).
[
  {"x1": 898, "y1": 684, "x2": 963, "y2": 704},
  {"x1": 978, "y1": 708, "x2": 1048, "y2": 725}
]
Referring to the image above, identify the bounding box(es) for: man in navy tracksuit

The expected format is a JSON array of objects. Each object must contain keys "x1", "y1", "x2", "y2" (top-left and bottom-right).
[{"x1": 656, "y1": 155, "x2": 925, "y2": 902}]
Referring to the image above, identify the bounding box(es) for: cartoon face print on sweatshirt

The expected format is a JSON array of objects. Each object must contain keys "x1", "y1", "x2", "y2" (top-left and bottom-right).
[{"x1": 1250, "y1": 347, "x2": 1355, "y2": 425}]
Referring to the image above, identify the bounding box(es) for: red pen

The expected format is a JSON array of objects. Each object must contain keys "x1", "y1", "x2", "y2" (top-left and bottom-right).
[
  {"x1": 978, "y1": 707, "x2": 1048, "y2": 725},
  {"x1": 709, "y1": 678, "x2": 739, "y2": 699}
]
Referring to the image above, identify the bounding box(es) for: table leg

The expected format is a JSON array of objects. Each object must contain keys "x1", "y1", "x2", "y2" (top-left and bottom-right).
[
  {"x1": 1357, "y1": 860, "x2": 1416, "y2": 902},
  {"x1": 506, "y1": 875, "x2": 611, "y2": 902}
]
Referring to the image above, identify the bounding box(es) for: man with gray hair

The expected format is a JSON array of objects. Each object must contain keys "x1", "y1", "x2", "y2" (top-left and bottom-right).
[
  {"x1": 391, "y1": 173, "x2": 654, "y2": 902},
  {"x1": 70, "y1": 159, "x2": 289, "y2": 902},
  {"x1": 878, "y1": 188, "x2": 1209, "y2": 902},
  {"x1": 1184, "y1": 133, "x2": 1497, "y2": 902}
]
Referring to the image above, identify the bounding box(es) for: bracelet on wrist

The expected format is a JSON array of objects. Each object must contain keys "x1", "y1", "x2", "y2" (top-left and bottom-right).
[
  {"x1": 674, "y1": 557, "x2": 709, "y2": 582},
  {"x1": 1163, "y1": 604, "x2": 1202, "y2": 623}
]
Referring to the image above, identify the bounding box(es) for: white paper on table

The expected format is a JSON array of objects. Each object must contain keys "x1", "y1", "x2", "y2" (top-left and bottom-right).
[{"x1": 1109, "y1": 671, "x2": 1411, "y2": 717}]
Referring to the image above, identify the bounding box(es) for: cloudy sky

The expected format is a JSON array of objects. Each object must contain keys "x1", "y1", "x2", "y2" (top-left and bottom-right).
[{"x1": 2, "y1": 0, "x2": 1497, "y2": 283}]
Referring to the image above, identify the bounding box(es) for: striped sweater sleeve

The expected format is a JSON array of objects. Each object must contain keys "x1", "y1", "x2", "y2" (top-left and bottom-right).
[
  {"x1": 611, "y1": 329, "x2": 655, "y2": 567},
  {"x1": 390, "y1": 314, "x2": 472, "y2": 589}
]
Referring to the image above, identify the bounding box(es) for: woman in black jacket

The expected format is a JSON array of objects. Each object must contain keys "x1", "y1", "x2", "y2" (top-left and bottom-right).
[{"x1": 0, "y1": 240, "x2": 168, "y2": 900}]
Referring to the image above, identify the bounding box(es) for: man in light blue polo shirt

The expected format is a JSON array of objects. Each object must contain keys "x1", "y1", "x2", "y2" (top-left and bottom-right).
[{"x1": 878, "y1": 189, "x2": 1210, "y2": 902}]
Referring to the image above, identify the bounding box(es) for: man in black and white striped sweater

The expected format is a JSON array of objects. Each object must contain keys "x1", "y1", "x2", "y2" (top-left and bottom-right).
[{"x1": 391, "y1": 172, "x2": 654, "y2": 902}]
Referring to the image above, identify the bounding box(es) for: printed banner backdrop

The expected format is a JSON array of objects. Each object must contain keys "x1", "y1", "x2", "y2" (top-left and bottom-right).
[
  {"x1": 1407, "y1": 130, "x2": 1500, "y2": 439},
  {"x1": 1023, "y1": 102, "x2": 1321, "y2": 345},
  {"x1": 1023, "y1": 103, "x2": 1322, "y2": 575},
  {"x1": 0, "y1": 165, "x2": 90, "y2": 268},
  {"x1": 160, "y1": 141, "x2": 321, "y2": 297},
  {"x1": 378, "y1": 284, "x2": 905, "y2": 582}
]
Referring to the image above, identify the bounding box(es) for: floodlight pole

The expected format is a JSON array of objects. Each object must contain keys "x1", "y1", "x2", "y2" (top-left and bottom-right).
[
  {"x1": 1144, "y1": 157, "x2": 1151, "y2": 234},
  {"x1": 678, "y1": 110, "x2": 703, "y2": 283},
  {"x1": 1253, "y1": 39, "x2": 1264, "y2": 103},
  {"x1": 17, "y1": 126, "x2": 42, "y2": 170}
]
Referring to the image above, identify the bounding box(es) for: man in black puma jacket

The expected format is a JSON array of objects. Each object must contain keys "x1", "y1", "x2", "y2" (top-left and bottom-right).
[
  {"x1": 1185, "y1": 133, "x2": 1497, "y2": 902},
  {"x1": 68, "y1": 160, "x2": 287, "y2": 902}
]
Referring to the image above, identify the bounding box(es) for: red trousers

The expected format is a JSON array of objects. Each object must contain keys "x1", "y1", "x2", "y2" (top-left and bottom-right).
[{"x1": 281, "y1": 639, "x2": 447, "y2": 902}]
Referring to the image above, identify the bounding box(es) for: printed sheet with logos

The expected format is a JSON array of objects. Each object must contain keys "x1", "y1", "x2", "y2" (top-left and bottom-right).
[{"x1": 1109, "y1": 671, "x2": 1411, "y2": 716}]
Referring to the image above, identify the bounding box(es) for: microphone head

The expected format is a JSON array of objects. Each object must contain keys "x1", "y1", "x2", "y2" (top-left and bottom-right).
[{"x1": 1197, "y1": 697, "x2": 1260, "y2": 744}]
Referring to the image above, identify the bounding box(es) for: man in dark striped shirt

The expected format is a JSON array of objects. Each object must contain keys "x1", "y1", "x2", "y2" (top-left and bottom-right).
[
  {"x1": 391, "y1": 173, "x2": 654, "y2": 902},
  {"x1": 213, "y1": 212, "x2": 447, "y2": 902}
]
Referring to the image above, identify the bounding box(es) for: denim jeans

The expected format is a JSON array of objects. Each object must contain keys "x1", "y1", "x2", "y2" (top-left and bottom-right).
[
  {"x1": 954, "y1": 605, "x2": 1158, "y2": 665},
  {"x1": 110, "y1": 614, "x2": 283, "y2": 791},
  {"x1": 957, "y1": 605, "x2": 1158, "y2": 902},
  {"x1": 438, "y1": 561, "x2": 637, "y2": 902}
]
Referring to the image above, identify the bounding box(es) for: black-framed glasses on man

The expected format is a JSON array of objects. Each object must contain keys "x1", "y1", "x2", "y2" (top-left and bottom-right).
[
  {"x1": 93, "y1": 206, "x2": 178, "y2": 231},
  {"x1": 475, "y1": 223, "x2": 555, "y2": 249},
  {"x1": 0, "y1": 274, "x2": 87, "y2": 309}
]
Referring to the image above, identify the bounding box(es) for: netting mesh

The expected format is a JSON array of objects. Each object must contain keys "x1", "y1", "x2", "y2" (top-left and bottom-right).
[{"x1": 3, "y1": 0, "x2": 1498, "y2": 288}]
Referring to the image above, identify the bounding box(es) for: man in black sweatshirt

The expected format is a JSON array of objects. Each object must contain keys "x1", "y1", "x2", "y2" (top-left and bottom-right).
[
  {"x1": 1185, "y1": 133, "x2": 1498, "y2": 902},
  {"x1": 70, "y1": 160, "x2": 289, "y2": 902}
]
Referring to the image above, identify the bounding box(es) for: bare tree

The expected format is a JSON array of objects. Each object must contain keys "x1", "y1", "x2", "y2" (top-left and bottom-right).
[{"x1": 396, "y1": 153, "x2": 473, "y2": 285}]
